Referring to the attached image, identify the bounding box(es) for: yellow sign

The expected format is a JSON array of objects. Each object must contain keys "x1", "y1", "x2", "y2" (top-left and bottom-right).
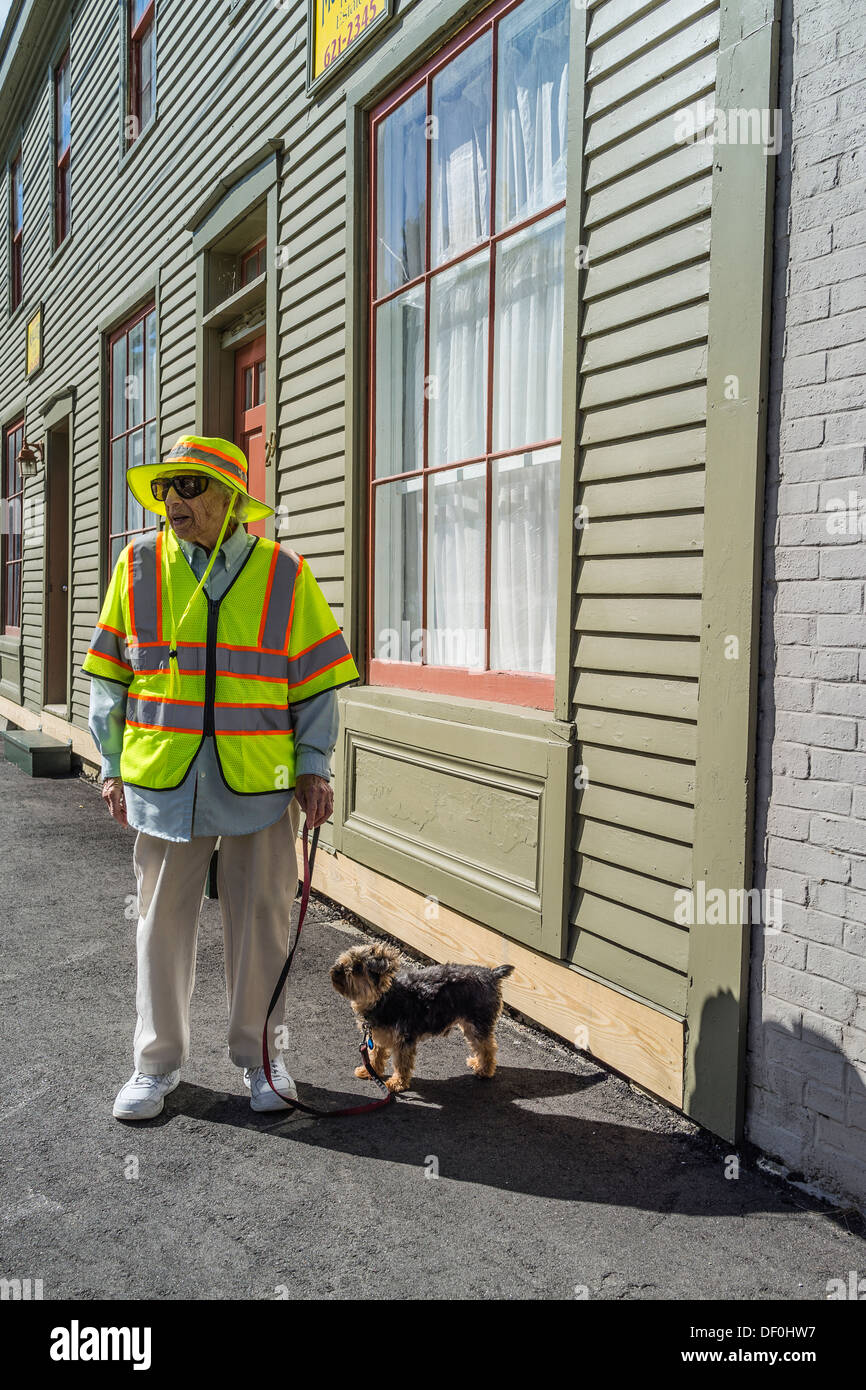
[
  {"x1": 309, "y1": 0, "x2": 391, "y2": 91},
  {"x1": 26, "y1": 304, "x2": 43, "y2": 376}
]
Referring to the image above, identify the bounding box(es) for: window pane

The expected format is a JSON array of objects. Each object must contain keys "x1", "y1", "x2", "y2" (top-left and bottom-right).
[
  {"x1": 111, "y1": 437, "x2": 127, "y2": 538},
  {"x1": 8, "y1": 562, "x2": 21, "y2": 627},
  {"x1": 490, "y1": 447, "x2": 559, "y2": 673},
  {"x1": 431, "y1": 33, "x2": 491, "y2": 267},
  {"x1": 376, "y1": 86, "x2": 426, "y2": 296},
  {"x1": 140, "y1": 29, "x2": 153, "y2": 126},
  {"x1": 12, "y1": 161, "x2": 22, "y2": 233},
  {"x1": 111, "y1": 534, "x2": 125, "y2": 570},
  {"x1": 496, "y1": 0, "x2": 570, "y2": 231},
  {"x1": 428, "y1": 248, "x2": 489, "y2": 468},
  {"x1": 12, "y1": 430, "x2": 23, "y2": 496},
  {"x1": 145, "y1": 420, "x2": 156, "y2": 467},
  {"x1": 146, "y1": 310, "x2": 157, "y2": 420},
  {"x1": 244, "y1": 366, "x2": 253, "y2": 411},
  {"x1": 57, "y1": 62, "x2": 71, "y2": 155},
  {"x1": 374, "y1": 477, "x2": 423, "y2": 662},
  {"x1": 128, "y1": 430, "x2": 144, "y2": 531},
  {"x1": 374, "y1": 283, "x2": 424, "y2": 479},
  {"x1": 493, "y1": 207, "x2": 565, "y2": 452},
  {"x1": 59, "y1": 162, "x2": 71, "y2": 240},
  {"x1": 256, "y1": 360, "x2": 265, "y2": 405},
  {"x1": 111, "y1": 335, "x2": 127, "y2": 437},
  {"x1": 5, "y1": 431, "x2": 15, "y2": 494},
  {"x1": 8, "y1": 503, "x2": 21, "y2": 563},
  {"x1": 128, "y1": 320, "x2": 144, "y2": 427},
  {"x1": 427, "y1": 463, "x2": 486, "y2": 668},
  {"x1": 132, "y1": 0, "x2": 150, "y2": 26}
]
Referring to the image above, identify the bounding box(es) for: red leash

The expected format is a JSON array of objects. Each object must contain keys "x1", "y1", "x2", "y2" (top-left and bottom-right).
[{"x1": 260, "y1": 818, "x2": 396, "y2": 1117}]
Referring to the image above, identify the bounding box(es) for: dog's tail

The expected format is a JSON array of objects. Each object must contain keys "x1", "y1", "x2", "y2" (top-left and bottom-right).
[{"x1": 492, "y1": 964, "x2": 515, "y2": 980}]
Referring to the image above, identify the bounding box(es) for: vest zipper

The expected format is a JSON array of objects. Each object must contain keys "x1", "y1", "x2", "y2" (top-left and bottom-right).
[{"x1": 204, "y1": 596, "x2": 218, "y2": 738}]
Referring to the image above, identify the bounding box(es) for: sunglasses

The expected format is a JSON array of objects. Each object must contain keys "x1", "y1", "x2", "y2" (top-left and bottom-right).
[{"x1": 150, "y1": 474, "x2": 211, "y2": 502}]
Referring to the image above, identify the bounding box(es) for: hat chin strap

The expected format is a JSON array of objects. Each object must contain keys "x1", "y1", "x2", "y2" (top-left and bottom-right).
[{"x1": 163, "y1": 492, "x2": 238, "y2": 698}]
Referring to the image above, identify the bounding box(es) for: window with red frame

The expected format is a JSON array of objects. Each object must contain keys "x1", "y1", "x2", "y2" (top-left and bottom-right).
[
  {"x1": 2, "y1": 418, "x2": 25, "y2": 634},
  {"x1": 368, "y1": 0, "x2": 570, "y2": 711},
  {"x1": 108, "y1": 302, "x2": 158, "y2": 572},
  {"x1": 10, "y1": 151, "x2": 23, "y2": 310},
  {"x1": 54, "y1": 48, "x2": 71, "y2": 246},
  {"x1": 239, "y1": 237, "x2": 266, "y2": 286},
  {"x1": 127, "y1": 0, "x2": 154, "y2": 145}
]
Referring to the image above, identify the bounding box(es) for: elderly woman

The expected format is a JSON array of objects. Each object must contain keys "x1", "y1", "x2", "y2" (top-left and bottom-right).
[{"x1": 83, "y1": 435, "x2": 359, "y2": 1120}]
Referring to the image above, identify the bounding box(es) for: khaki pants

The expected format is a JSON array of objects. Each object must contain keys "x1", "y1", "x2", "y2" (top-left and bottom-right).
[{"x1": 131, "y1": 799, "x2": 301, "y2": 1074}]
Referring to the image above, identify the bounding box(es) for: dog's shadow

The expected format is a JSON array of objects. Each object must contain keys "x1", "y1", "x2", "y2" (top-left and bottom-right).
[{"x1": 164, "y1": 1065, "x2": 802, "y2": 1214}]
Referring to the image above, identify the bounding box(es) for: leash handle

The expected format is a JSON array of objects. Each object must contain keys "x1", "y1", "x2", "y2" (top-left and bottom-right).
[{"x1": 261, "y1": 815, "x2": 395, "y2": 1118}]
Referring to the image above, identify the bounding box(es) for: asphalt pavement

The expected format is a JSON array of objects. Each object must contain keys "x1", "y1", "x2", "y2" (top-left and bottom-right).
[{"x1": 1, "y1": 736, "x2": 864, "y2": 1300}]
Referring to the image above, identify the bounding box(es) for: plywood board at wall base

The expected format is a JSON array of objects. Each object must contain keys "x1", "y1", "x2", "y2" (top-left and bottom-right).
[{"x1": 307, "y1": 840, "x2": 684, "y2": 1109}]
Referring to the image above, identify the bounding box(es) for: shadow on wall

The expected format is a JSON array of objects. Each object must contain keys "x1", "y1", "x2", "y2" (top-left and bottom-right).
[
  {"x1": 747, "y1": 1004, "x2": 866, "y2": 1216},
  {"x1": 690, "y1": 989, "x2": 866, "y2": 1218}
]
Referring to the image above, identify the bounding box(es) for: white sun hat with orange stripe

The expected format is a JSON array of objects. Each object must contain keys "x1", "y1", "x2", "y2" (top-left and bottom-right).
[{"x1": 126, "y1": 433, "x2": 274, "y2": 522}]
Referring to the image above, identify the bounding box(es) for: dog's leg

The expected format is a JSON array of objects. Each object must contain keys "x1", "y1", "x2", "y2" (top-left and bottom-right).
[
  {"x1": 367, "y1": 1031, "x2": 393, "y2": 1080},
  {"x1": 354, "y1": 1029, "x2": 393, "y2": 1080},
  {"x1": 460, "y1": 1022, "x2": 498, "y2": 1077},
  {"x1": 386, "y1": 1039, "x2": 417, "y2": 1092}
]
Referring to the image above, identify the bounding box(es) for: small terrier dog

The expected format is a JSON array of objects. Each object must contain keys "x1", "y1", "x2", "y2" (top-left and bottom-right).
[{"x1": 329, "y1": 942, "x2": 514, "y2": 1092}]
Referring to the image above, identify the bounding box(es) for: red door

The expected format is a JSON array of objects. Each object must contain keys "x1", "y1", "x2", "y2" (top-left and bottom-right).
[{"x1": 235, "y1": 335, "x2": 267, "y2": 538}]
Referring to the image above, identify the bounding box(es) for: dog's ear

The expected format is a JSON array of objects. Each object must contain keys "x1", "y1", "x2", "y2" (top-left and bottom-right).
[{"x1": 367, "y1": 952, "x2": 395, "y2": 979}]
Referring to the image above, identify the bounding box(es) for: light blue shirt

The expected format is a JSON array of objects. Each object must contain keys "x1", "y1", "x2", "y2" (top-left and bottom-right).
[{"x1": 88, "y1": 522, "x2": 340, "y2": 842}]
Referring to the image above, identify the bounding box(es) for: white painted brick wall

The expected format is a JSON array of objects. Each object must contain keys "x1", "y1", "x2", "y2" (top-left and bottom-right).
[{"x1": 749, "y1": 0, "x2": 866, "y2": 1210}]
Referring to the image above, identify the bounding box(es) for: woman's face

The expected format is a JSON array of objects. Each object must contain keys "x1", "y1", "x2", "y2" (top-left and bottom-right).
[{"x1": 162, "y1": 478, "x2": 236, "y2": 551}]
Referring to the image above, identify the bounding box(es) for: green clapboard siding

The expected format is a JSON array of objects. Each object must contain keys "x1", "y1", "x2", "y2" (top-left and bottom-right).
[{"x1": 569, "y1": 0, "x2": 720, "y2": 1016}]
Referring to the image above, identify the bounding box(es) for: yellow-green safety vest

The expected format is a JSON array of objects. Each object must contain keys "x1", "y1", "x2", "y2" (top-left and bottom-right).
[{"x1": 82, "y1": 527, "x2": 360, "y2": 793}]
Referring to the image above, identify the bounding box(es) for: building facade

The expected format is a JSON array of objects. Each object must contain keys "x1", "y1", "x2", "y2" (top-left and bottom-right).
[{"x1": 1, "y1": 0, "x2": 863, "y2": 1206}]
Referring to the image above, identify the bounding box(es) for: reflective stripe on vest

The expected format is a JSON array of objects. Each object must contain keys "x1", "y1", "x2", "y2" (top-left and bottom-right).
[
  {"x1": 287, "y1": 629, "x2": 354, "y2": 687},
  {"x1": 86, "y1": 622, "x2": 134, "y2": 678},
  {"x1": 119, "y1": 530, "x2": 299, "y2": 794}
]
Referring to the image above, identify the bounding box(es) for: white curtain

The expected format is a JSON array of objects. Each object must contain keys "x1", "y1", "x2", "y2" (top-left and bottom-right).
[
  {"x1": 490, "y1": 448, "x2": 560, "y2": 674},
  {"x1": 425, "y1": 211, "x2": 564, "y2": 675},
  {"x1": 496, "y1": 0, "x2": 570, "y2": 228},
  {"x1": 375, "y1": 287, "x2": 424, "y2": 479},
  {"x1": 493, "y1": 211, "x2": 565, "y2": 453},
  {"x1": 427, "y1": 465, "x2": 486, "y2": 668},
  {"x1": 377, "y1": 0, "x2": 569, "y2": 679},
  {"x1": 431, "y1": 37, "x2": 491, "y2": 266},
  {"x1": 374, "y1": 478, "x2": 422, "y2": 661},
  {"x1": 428, "y1": 253, "x2": 488, "y2": 469},
  {"x1": 376, "y1": 87, "x2": 426, "y2": 295}
]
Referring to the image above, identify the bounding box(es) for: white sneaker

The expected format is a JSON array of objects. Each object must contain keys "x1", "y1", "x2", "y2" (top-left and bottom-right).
[
  {"x1": 244, "y1": 1058, "x2": 298, "y2": 1112},
  {"x1": 113, "y1": 1068, "x2": 181, "y2": 1120}
]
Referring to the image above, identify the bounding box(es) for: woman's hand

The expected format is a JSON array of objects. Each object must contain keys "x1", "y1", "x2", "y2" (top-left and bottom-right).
[
  {"x1": 101, "y1": 776, "x2": 128, "y2": 827},
  {"x1": 294, "y1": 773, "x2": 333, "y2": 829}
]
